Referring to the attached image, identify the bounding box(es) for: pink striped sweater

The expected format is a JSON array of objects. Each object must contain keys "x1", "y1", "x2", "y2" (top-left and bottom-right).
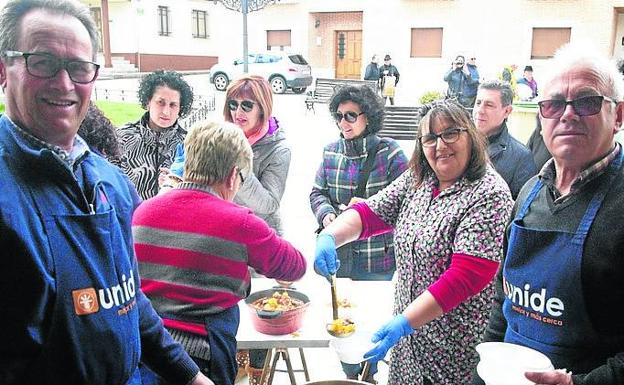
[{"x1": 132, "y1": 183, "x2": 306, "y2": 335}]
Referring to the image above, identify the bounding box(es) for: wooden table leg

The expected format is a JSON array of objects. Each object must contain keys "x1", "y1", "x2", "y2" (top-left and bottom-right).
[
  {"x1": 267, "y1": 349, "x2": 281, "y2": 385},
  {"x1": 298, "y1": 348, "x2": 310, "y2": 381},
  {"x1": 259, "y1": 348, "x2": 274, "y2": 385},
  {"x1": 281, "y1": 349, "x2": 297, "y2": 385}
]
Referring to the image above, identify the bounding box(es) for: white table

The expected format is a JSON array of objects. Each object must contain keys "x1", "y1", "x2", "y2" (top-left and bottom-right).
[{"x1": 236, "y1": 277, "x2": 394, "y2": 384}]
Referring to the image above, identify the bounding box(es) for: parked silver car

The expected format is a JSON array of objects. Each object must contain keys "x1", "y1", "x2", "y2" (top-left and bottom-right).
[{"x1": 210, "y1": 52, "x2": 312, "y2": 94}]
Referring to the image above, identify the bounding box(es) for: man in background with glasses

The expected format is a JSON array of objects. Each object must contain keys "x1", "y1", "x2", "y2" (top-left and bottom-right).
[
  {"x1": 0, "y1": 1, "x2": 213, "y2": 384},
  {"x1": 476, "y1": 44, "x2": 624, "y2": 385},
  {"x1": 473, "y1": 79, "x2": 537, "y2": 199}
]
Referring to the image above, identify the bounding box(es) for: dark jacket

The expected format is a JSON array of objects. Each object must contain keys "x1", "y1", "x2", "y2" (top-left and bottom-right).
[
  {"x1": 488, "y1": 121, "x2": 538, "y2": 199},
  {"x1": 379, "y1": 64, "x2": 400, "y2": 86},
  {"x1": 364, "y1": 62, "x2": 380, "y2": 81},
  {"x1": 526, "y1": 118, "x2": 552, "y2": 171}
]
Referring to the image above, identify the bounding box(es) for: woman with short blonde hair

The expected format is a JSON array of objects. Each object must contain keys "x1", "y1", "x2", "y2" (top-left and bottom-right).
[
  {"x1": 134, "y1": 120, "x2": 306, "y2": 385},
  {"x1": 184, "y1": 121, "x2": 252, "y2": 187}
]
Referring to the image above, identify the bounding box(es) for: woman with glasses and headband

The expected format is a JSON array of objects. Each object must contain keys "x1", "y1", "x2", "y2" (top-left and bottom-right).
[
  {"x1": 133, "y1": 120, "x2": 306, "y2": 385},
  {"x1": 223, "y1": 75, "x2": 292, "y2": 384},
  {"x1": 118, "y1": 69, "x2": 194, "y2": 200},
  {"x1": 314, "y1": 100, "x2": 513, "y2": 385},
  {"x1": 310, "y1": 84, "x2": 408, "y2": 382}
]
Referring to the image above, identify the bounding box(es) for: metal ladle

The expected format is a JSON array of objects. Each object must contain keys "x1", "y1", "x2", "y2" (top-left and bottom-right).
[{"x1": 326, "y1": 275, "x2": 355, "y2": 338}]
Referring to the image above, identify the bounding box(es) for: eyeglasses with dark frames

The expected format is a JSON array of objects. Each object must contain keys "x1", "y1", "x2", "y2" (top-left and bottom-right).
[
  {"x1": 333, "y1": 111, "x2": 364, "y2": 124},
  {"x1": 4, "y1": 50, "x2": 100, "y2": 84},
  {"x1": 538, "y1": 95, "x2": 617, "y2": 119},
  {"x1": 419, "y1": 127, "x2": 468, "y2": 147},
  {"x1": 227, "y1": 99, "x2": 255, "y2": 113},
  {"x1": 237, "y1": 168, "x2": 245, "y2": 184}
]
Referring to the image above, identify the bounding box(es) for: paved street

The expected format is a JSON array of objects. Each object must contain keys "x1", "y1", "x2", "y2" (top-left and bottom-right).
[{"x1": 95, "y1": 74, "x2": 411, "y2": 384}]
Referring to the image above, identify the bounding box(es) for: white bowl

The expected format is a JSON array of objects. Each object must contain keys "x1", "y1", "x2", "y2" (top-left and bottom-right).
[
  {"x1": 476, "y1": 342, "x2": 554, "y2": 385},
  {"x1": 329, "y1": 330, "x2": 376, "y2": 364}
]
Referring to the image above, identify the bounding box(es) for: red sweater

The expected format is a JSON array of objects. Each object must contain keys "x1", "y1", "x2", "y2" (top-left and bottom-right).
[{"x1": 133, "y1": 183, "x2": 306, "y2": 335}]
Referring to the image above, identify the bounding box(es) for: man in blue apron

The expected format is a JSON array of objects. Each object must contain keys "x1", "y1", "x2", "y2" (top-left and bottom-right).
[
  {"x1": 0, "y1": 1, "x2": 213, "y2": 384},
  {"x1": 475, "y1": 44, "x2": 624, "y2": 384}
]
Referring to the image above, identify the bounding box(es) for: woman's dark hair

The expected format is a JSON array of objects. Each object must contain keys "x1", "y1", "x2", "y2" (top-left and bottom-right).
[
  {"x1": 78, "y1": 102, "x2": 121, "y2": 165},
  {"x1": 137, "y1": 70, "x2": 194, "y2": 118},
  {"x1": 328, "y1": 84, "x2": 385, "y2": 134},
  {"x1": 409, "y1": 99, "x2": 489, "y2": 188}
]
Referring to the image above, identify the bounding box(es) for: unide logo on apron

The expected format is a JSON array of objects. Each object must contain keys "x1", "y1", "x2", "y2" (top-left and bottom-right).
[
  {"x1": 71, "y1": 270, "x2": 137, "y2": 316},
  {"x1": 503, "y1": 277, "x2": 565, "y2": 326}
]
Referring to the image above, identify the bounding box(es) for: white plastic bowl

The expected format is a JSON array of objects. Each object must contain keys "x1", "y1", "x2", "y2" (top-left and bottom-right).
[
  {"x1": 329, "y1": 330, "x2": 376, "y2": 364},
  {"x1": 476, "y1": 342, "x2": 554, "y2": 385}
]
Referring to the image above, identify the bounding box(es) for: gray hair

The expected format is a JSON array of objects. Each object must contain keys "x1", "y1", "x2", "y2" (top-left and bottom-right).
[
  {"x1": 184, "y1": 120, "x2": 253, "y2": 186},
  {"x1": 478, "y1": 79, "x2": 514, "y2": 106},
  {"x1": 0, "y1": 0, "x2": 100, "y2": 60},
  {"x1": 540, "y1": 43, "x2": 624, "y2": 101}
]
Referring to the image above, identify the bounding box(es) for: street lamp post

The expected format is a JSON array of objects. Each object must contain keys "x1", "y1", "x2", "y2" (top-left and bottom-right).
[{"x1": 214, "y1": 0, "x2": 279, "y2": 73}]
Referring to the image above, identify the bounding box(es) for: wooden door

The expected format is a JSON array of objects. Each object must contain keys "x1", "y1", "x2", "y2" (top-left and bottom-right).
[{"x1": 335, "y1": 30, "x2": 362, "y2": 79}]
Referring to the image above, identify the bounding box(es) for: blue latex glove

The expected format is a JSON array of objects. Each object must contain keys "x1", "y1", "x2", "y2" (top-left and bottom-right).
[
  {"x1": 170, "y1": 143, "x2": 185, "y2": 179},
  {"x1": 363, "y1": 314, "x2": 414, "y2": 362},
  {"x1": 313, "y1": 233, "x2": 340, "y2": 281}
]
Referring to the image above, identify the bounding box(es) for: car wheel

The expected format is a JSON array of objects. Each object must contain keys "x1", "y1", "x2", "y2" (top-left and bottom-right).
[
  {"x1": 270, "y1": 76, "x2": 287, "y2": 94},
  {"x1": 292, "y1": 87, "x2": 307, "y2": 94},
  {"x1": 213, "y1": 73, "x2": 229, "y2": 91}
]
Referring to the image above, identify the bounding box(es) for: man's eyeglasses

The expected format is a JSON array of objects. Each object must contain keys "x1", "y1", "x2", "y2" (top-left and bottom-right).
[
  {"x1": 538, "y1": 95, "x2": 617, "y2": 119},
  {"x1": 333, "y1": 111, "x2": 364, "y2": 124},
  {"x1": 4, "y1": 50, "x2": 99, "y2": 84},
  {"x1": 227, "y1": 99, "x2": 255, "y2": 113},
  {"x1": 237, "y1": 168, "x2": 245, "y2": 184},
  {"x1": 419, "y1": 127, "x2": 468, "y2": 147}
]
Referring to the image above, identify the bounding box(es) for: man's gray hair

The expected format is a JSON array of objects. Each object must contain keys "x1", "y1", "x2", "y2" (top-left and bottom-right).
[
  {"x1": 478, "y1": 79, "x2": 514, "y2": 106},
  {"x1": 0, "y1": 0, "x2": 100, "y2": 60},
  {"x1": 184, "y1": 121, "x2": 253, "y2": 186},
  {"x1": 541, "y1": 42, "x2": 624, "y2": 101}
]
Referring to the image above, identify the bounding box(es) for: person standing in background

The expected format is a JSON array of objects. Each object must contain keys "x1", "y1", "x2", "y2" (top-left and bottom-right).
[
  {"x1": 473, "y1": 80, "x2": 537, "y2": 198},
  {"x1": 379, "y1": 54, "x2": 400, "y2": 105},
  {"x1": 461, "y1": 56, "x2": 480, "y2": 108},
  {"x1": 444, "y1": 55, "x2": 478, "y2": 109},
  {"x1": 364, "y1": 55, "x2": 380, "y2": 82},
  {"x1": 517, "y1": 65, "x2": 538, "y2": 100},
  {"x1": 118, "y1": 70, "x2": 194, "y2": 200}
]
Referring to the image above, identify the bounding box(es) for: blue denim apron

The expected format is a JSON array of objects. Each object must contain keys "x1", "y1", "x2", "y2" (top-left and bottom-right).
[
  {"x1": 503, "y1": 151, "x2": 622, "y2": 371},
  {"x1": 27, "y1": 162, "x2": 142, "y2": 385}
]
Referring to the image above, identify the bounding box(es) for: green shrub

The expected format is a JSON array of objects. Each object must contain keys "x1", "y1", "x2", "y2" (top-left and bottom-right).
[{"x1": 419, "y1": 90, "x2": 444, "y2": 105}]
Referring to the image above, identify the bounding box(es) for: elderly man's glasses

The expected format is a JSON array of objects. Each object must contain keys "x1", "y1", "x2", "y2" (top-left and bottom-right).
[
  {"x1": 227, "y1": 99, "x2": 255, "y2": 113},
  {"x1": 538, "y1": 95, "x2": 617, "y2": 119},
  {"x1": 333, "y1": 111, "x2": 364, "y2": 124},
  {"x1": 4, "y1": 50, "x2": 99, "y2": 84},
  {"x1": 419, "y1": 127, "x2": 468, "y2": 147},
  {"x1": 237, "y1": 168, "x2": 245, "y2": 184}
]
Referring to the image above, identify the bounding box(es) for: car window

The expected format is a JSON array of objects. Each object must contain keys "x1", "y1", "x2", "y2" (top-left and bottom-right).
[
  {"x1": 268, "y1": 54, "x2": 282, "y2": 63},
  {"x1": 288, "y1": 55, "x2": 308, "y2": 65},
  {"x1": 234, "y1": 54, "x2": 256, "y2": 65}
]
